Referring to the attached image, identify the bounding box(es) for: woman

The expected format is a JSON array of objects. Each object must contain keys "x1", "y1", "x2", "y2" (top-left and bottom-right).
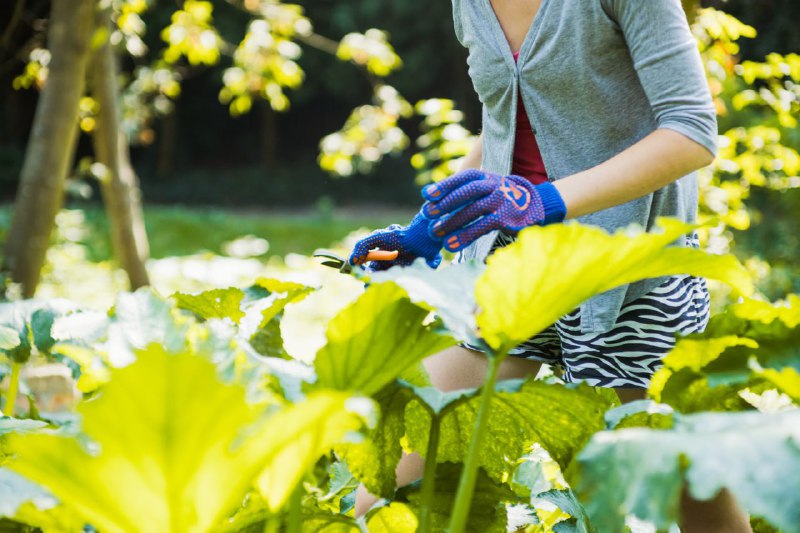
[{"x1": 349, "y1": 0, "x2": 752, "y2": 530}]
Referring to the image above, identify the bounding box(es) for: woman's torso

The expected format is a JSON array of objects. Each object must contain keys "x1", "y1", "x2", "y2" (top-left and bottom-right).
[{"x1": 450, "y1": 0, "x2": 714, "y2": 333}]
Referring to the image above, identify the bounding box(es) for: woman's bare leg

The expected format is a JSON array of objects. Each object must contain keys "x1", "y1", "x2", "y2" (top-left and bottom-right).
[
  {"x1": 354, "y1": 346, "x2": 542, "y2": 517},
  {"x1": 681, "y1": 488, "x2": 751, "y2": 533}
]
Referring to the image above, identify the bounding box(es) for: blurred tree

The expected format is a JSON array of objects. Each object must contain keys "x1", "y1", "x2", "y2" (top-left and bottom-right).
[
  {"x1": 2, "y1": 0, "x2": 96, "y2": 297},
  {"x1": 90, "y1": 3, "x2": 150, "y2": 289}
]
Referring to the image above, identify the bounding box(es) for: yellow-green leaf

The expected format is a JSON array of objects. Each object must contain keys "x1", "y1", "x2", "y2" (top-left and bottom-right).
[
  {"x1": 314, "y1": 282, "x2": 455, "y2": 396},
  {"x1": 366, "y1": 502, "x2": 419, "y2": 533},
  {"x1": 250, "y1": 394, "x2": 375, "y2": 511},
  {"x1": 173, "y1": 287, "x2": 246, "y2": 323},
  {"x1": 7, "y1": 347, "x2": 372, "y2": 532},
  {"x1": 476, "y1": 219, "x2": 753, "y2": 351}
]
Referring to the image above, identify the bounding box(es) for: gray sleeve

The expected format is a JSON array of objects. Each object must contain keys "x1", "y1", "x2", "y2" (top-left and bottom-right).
[
  {"x1": 606, "y1": 0, "x2": 719, "y2": 157},
  {"x1": 450, "y1": 0, "x2": 466, "y2": 47}
]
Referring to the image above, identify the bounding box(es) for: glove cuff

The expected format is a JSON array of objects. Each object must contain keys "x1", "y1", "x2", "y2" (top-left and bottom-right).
[{"x1": 535, "y1": 181, "x2": 567, "y2": 225}]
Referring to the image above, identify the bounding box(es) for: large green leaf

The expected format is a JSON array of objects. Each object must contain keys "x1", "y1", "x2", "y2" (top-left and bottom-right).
[
  {"x1": 370, "y1": 260, "x2": 486, "y2": 347},
  {"x1": 173, "y1": 287, "x2": 246, "y2": 323},
  {"x1": 7, "y1": 347, "x2": 371, "y2": 533},
  {"x1": 249, "y1": 393, "x2": 374, "y2": 512},
  {"x1": 395, "y1": 462, "x2": 515, "y2": 533},
  {"x1": 475, "y1": 219, "x2": 753, "y2": 351},
  {"x1": 334, "y1": 382, "x2": 415, "y2": 498},
  {"x1": 405, "y1": 379, "x2": 612, "y2": 482},
  {"x1": 574, "y1": 410, "x2": 800, "y2": 533},
  {"x1": 314, "y1": 282, "x2": 455, "y2": 396}
]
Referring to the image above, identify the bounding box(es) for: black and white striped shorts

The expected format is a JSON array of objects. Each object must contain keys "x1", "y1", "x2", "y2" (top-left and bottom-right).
[{"x1": 464, "y1": 231, "x2": 711, "y2": 389}]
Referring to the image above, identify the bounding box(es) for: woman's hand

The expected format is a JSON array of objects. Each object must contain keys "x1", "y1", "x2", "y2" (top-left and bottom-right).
[
  {"x1": 348, "y1": 212, "x2": 444, "y2": 271},
  {"x1": 420, "y1": 169, "x2": 566, "y2": 252}
]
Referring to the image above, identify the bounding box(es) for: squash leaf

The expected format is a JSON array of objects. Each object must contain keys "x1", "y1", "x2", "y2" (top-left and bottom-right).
[
  {"x1": 7, "y1": 347, "x2": 371, "y2": 532},
  {"x1": 404, "y1": 379, "x2": 612, "y2": 482},
  {"x1": 475, "y1": 219, "x2": 753, "y2": 351},
  {"x1": 573, "y1": 410, "x2": 800, "y2": 533},
  {"x1": 173, "y1": 287, "x2": 246, "y2": 323},
  {"x1": 395, "y1": 462, "x2": 515, "y2": 533},
  {"x1": 314, "y1": 282, "x2": 455, "y2": 396}
]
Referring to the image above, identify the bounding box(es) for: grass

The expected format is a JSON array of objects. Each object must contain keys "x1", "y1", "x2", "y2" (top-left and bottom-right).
[{"x1": 0, "y1": 203, "x2": 414, "y2": 262}]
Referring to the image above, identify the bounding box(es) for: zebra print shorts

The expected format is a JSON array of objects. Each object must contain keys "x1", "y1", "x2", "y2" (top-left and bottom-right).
[{"x1": 464, "y1": 232, "x2": 712, "y2": 389}]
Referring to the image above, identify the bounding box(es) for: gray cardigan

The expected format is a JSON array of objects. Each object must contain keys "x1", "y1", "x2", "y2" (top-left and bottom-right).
[{"x1": 451, "y1": 0, "x2": 718, "y2": 333}]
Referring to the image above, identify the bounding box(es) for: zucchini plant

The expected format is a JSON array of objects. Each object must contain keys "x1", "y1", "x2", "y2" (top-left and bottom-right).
[{"x1": 0, "y1": 219, "x2": 797, "y2": 533}]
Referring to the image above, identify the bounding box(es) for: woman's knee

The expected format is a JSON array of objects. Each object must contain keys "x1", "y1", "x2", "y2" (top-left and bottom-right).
[{"x1": 422, "y1": 346, "x2": 541, "y2": 392}]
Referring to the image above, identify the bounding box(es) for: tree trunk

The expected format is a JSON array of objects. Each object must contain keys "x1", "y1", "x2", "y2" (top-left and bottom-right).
[
  {"x1": 90, "y1": 5, "x2": 150, "y2": 289},
  {"x1": 2, "y1": 0, "x2": 96, "y2": 297}
]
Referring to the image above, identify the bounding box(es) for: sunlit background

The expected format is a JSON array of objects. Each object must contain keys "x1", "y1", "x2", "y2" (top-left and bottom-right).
[{"x1": 0, "y1": 0, "x2": 797, "y2": 307}]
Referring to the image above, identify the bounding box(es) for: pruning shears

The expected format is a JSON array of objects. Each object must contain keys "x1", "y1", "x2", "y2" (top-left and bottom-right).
[{"x1": 313, "y1": 249, "x2": 399, "y2": 274}]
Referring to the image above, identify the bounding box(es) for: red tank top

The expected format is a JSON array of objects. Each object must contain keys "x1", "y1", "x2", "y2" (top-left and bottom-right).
[{"x1": 512, "y1": 51, "x2": 548, "y2": 185}]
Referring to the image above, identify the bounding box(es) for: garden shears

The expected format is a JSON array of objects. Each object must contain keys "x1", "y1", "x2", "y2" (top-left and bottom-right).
[{"x1": 313, "y1": 249, "x2": 399, "y2": 274}]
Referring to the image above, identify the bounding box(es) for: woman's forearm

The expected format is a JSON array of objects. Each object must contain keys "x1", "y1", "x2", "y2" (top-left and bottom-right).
[
  {"x1": 456, "y1": 132, "x2": 484, "y2": 173},
  {"x1": 553, "y1": 128, "x2": 715, "y2": 220}
]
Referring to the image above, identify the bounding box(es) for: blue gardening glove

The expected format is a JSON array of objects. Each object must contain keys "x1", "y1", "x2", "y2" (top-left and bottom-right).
[
  {"x1": 348, "y1": 212, "x2": 443, "y2": 271},
  {"x1": 421, "y1": 169, "x2": 567, "y2": 252}
]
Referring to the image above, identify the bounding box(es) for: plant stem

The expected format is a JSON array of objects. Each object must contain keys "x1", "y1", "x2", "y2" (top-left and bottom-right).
[
  {"x1": 418, "y1": 413, "x2": 442, "y2": 532},
  {"x1": 286, "y1": 481, "x2": 303, "y2": 533},
  {"x1": 5, "y1": 361, "x2": 21, "y2": 416},
  {"x1": 262, "y1": 515, "x2": 280, "y2": 533},
  {"x1": 447, "y1": 352, "x2": 503, "y2": 533}
]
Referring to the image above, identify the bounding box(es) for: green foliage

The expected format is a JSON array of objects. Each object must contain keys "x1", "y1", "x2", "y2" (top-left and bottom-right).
[
  {"x1": 370, "y1": 259, "x2": 485, "y2": 347},
  {"x1": 161, "y1": 0, "x2": 222, "y2": 66},
  {"x1": 405, "y1": 379, "x2": 613, "y2": 482},
  {"x1": 219, "y1": 6, "x2": 310, "y2": 114},
  {"x1": 313, "y1": 281, "x2": 455, "y2": 396},
  {"x1": 247, "y1": 279, "x2": 314, "y2": 359},
  {"x1": 250, "y1": 391, "x2": 374, "y2": 512},
  {"x1": 532, "y1": 489, "x2": 594, "y2": 533},
  {"x1": 318, "y1": 85, "x2": 412, "y2": 176},
  {"x1": 7, "y1": 346, "x2": 373, "y2": 532},
  {"x1": 650, "y1": 295, "x2": 800, "y2": 410},
  {"x1": 693, "y1": 8, "x2": 800, "y2": 254},
  {"x1": 364, "y1": 502, "x2": 418, "y2": 533},
  {"x1": 395, "y1": 462, "x2": 514, "y2": 533},
  {"x1": 173, "y1": 287, "x2": 246, "y2": 323},
  {"x1": 9, "y1": 346, "x2": 259, "y2": 532},
  {"x1": 574, "y1": 410, "x2": 800, "y2": 533},
  {"x1": 334, "y1": 382, "x2": 414, "y2": 499},
  {"x1": 411, "y1": 99, "x2": 477, "y2": 186},
  {"x1": 336, "y1": 29, "x2": 403, "y2": 77},
  {"x1": 0, "y1": 300, "x2": 79, "y2": 364},
  {"x1": 603, "y1": 400, "x2": 675, "y2": 430}
]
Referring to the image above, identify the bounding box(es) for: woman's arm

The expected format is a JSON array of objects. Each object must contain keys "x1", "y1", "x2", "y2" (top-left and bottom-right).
[
  {"x1": 556, "y1": 0, "x2": 717, "y2": 220},
  {"x1": 456, "y1": 132, "x2": 484, "y2": 173},
  {"x1": 555, "y1": 128, "x2": 714, "y2": 220}
]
